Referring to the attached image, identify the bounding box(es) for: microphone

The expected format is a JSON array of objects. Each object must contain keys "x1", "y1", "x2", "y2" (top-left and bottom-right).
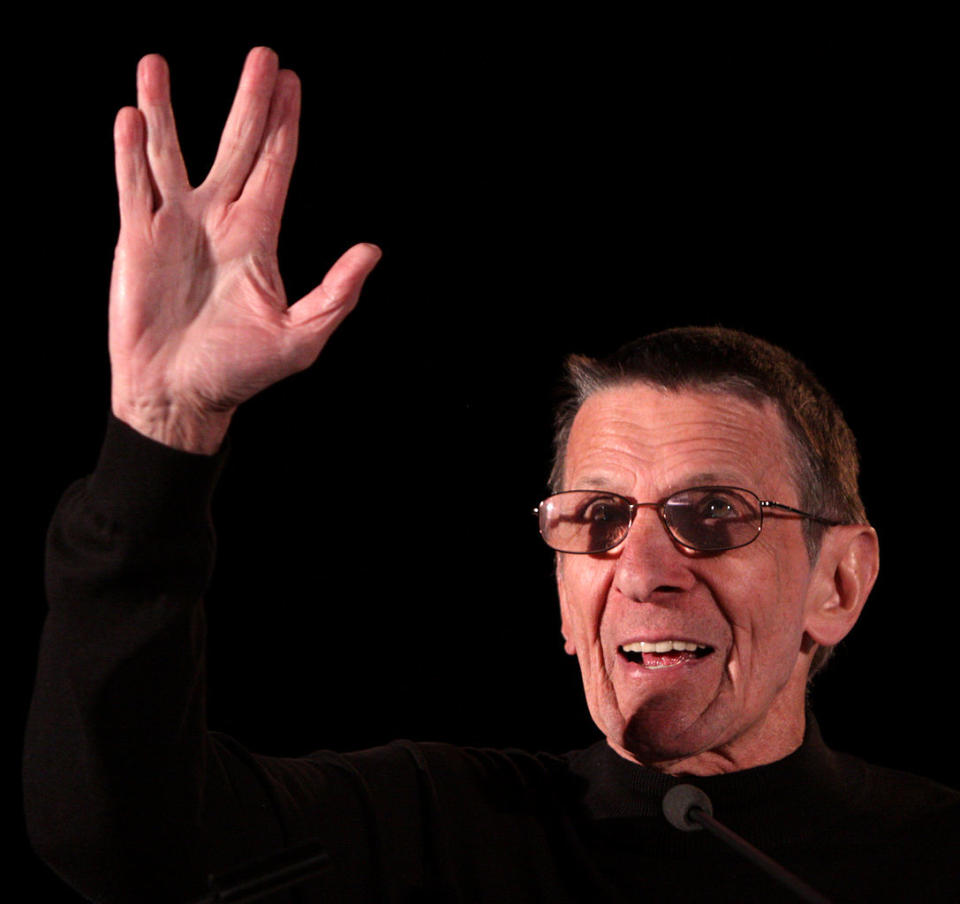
[
  {"x1": 662, "y1": 783, "x2": 714, "y2": 831},
  {"x1": 662, "y1": 784, "x2": 832, "y2": 904}
]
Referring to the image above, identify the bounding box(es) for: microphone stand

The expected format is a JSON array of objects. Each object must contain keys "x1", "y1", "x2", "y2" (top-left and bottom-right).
[
  {"x1": 188, "y1": 840, "x2": 331, "y2": 904},
  {"x1": 662, "y1": 784, "x2": 832, "y2": 904}
]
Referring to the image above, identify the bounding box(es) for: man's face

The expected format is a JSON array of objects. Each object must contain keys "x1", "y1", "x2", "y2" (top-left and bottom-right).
[{"x1": 556, "y1": 383, "x2": 823, "y2": 774}]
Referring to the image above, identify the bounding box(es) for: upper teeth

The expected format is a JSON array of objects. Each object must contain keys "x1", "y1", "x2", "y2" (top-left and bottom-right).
[{"x1": 621, "y1": 641, "x2": 708, "y2": 653}]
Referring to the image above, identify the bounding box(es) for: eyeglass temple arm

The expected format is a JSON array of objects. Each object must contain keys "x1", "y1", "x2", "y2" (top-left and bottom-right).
[{"x1": 759, "y1": 501, "x2": 840, "y2": 526}]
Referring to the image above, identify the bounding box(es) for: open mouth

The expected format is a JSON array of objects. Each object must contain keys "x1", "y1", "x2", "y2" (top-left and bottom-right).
[{"x1": 619, "y1": 640, "x2": 714, "y2": 670}]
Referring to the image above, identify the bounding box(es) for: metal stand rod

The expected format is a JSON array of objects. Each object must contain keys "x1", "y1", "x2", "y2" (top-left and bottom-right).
[{"x1": 688, "y1": 806, "x2": 832, "y2": 904}]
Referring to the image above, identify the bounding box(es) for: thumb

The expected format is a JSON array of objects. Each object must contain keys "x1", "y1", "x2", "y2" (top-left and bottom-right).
[{"x1": 284, "y1": 242, "x2": 381, "y2": 370}]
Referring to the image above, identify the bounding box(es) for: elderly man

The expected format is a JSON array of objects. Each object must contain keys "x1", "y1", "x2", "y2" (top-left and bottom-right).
[{"x1": 25, "y1": 48, "x2": 958, "y2": 903}]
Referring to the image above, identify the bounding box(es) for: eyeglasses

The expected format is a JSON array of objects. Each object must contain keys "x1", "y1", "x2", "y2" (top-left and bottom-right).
[{"x1": 534, "y1": 486, "x2": 839, "y2": 554}]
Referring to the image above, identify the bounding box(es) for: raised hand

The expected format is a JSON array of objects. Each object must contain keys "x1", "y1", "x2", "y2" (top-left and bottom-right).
[{"x1": 109, "y1": 48, "x2": 380, "y2": 453}]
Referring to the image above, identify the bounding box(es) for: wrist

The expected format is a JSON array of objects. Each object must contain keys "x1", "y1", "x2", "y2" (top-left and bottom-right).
[{"x1": 111, "y1": 396, "x2": 234, "y2": 455}]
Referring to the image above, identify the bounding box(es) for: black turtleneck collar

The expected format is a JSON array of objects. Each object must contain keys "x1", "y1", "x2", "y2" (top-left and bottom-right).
[{"x1": 563, "y1": 715, "x2": 850, "y2": 847}]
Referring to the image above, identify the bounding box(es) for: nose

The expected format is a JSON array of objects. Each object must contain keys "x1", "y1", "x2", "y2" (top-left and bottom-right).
[{"x1": 613, "y1": 503, "x2": 697, "y2": 601}]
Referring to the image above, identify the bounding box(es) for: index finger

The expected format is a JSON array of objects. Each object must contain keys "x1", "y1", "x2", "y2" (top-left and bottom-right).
[{"x1": 235, "y1": 68, "x2": 301, "y2": 223}]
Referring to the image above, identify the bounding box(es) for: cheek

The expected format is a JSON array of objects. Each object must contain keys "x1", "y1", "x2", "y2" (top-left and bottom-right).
[
  {"x1": 559, "y1": 561, "x2": 613, "y2": 647},
  {"x1": 724, "y1": 551, "x2": 809, "y2": 682}
]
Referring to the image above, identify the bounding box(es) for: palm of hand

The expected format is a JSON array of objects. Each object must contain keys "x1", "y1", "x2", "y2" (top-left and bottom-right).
[{"x1": 113, "y1": 191, "x2": 293, "y2": 412}]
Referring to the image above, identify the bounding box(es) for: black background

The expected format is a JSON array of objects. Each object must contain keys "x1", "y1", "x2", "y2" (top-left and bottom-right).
[{"x1": 17, "y1": 16, "x2": 955, "y2": 899}]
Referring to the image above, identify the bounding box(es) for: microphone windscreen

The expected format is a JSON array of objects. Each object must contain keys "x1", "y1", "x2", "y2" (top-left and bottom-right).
[{"x1": 662, "y1": 783, "x2": 713, "y2": 832}]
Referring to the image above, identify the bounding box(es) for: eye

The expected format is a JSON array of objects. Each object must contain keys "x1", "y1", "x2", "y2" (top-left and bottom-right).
[
  {"x1": 577, "y1": 495, "x2": 629, "y2": 524},
  {"x1": 698, "y1": 494, "x2": 740, "y2": 520},
  {"x1": 663, "y1": 488, "x2": 760, "y2": 551}
]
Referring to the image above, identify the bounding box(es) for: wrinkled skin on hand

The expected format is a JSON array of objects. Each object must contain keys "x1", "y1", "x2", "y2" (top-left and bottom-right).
[{"x1": 109, "y1": 48, "x2": 380, "y2": 453}]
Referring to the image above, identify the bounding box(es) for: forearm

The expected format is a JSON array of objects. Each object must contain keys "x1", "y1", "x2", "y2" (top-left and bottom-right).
[{"x1": 25, "y1": 417, "x2": 227, "y2": 902}]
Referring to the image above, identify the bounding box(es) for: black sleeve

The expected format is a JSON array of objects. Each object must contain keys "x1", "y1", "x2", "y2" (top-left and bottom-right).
[
  {"x1": 23, "y1": 418, "x2": 580, "y2": 904},
  {"x1": 23, "y1": 417, "x2": 294, "y2": 903}
]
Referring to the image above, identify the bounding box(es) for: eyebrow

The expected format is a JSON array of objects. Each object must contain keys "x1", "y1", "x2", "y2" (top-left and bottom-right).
[
  {"x1": 575, "y1": 476, "x2": 618, "y2": 490},
  {"x1": 678, "y1": 472, "x2": 746, "y2": 489},
  {"x1": 572, "y1": 472, "x2": 752, "y2": 494}
]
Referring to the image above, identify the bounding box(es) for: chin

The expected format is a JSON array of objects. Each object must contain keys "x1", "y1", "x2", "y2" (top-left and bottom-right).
[
  {"x1": 620, "y1": 719, "x2": 703, "y2": 766},
  {"x1": 603, "y1": 695, "x2": 729, "y2": 768}
]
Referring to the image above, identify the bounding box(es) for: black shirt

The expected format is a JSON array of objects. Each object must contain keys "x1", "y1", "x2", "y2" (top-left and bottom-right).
[{"x1": 25, "y1": 418, "x2": 960, "y2": 902}]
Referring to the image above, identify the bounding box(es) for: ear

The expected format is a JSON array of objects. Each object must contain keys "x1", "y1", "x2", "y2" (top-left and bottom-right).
[
  {"x1": 804, "y1": 525, "x2": 879, "y2": 647},
  {"x1": 555, "y1": 556, "x2": 577, "y2": 656}
]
